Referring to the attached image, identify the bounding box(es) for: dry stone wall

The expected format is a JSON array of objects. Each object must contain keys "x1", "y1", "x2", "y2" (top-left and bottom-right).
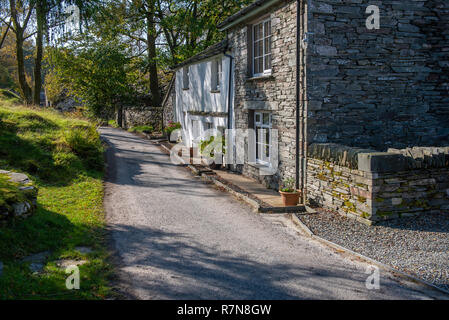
[
  {"x1": 307, "y1": 144, "x2": 449, "y2": 224},
  {"x1": 123, "y1": 106, "x2": 163, "y2": 132}
]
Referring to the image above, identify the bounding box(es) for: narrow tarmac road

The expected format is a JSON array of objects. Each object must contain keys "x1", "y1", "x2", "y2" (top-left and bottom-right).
[{"x1": 101, "y1": 127, "x2": 435, "y2": 300}]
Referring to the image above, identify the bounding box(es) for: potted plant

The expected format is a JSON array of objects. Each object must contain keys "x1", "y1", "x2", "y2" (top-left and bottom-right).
[{"x1": 280, "y1": 178, "x2": 301, "y2": 207}]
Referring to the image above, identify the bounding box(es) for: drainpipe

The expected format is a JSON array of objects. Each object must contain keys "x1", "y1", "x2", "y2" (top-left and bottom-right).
[
  {"x1": 296, "y1": 0, "x2": 308, "y2": 204},
  {"x1": 224, "y1": 51, "x2": 234, "y2": 169},
  {"x1": 224, "y1": 52, "x2": 234, "y2": 131},
  {"x1": 295, "y1": 0, "x2": 302, "y2": 191}
]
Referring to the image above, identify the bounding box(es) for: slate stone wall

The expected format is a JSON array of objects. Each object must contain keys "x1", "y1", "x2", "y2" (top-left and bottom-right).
[
  {"x1": 307, "y1": 0, "x2": 449, "y2": 150},
  {"x1": 123, "y1": 107, "x2": 163, "y2": 131},
  {"x1": 307, "y1": 144, "x2": 449, "y2": 224}
]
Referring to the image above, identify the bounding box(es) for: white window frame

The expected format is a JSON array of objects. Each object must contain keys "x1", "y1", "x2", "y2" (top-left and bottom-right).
[
  {"x1": 254, "y1": 112, "x2": 272, "y2": 165},
  {"x1": 252, "y1": 18, "x2": 272, "y2": 77},
  {"x1": 183, "y1": 66, "x2": 190, "y2": 90},
  {"x1": 211, "y1": 58, "x2": 222, "y2": 92}
]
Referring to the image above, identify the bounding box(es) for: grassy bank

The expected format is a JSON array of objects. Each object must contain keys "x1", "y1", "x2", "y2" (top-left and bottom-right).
[{"x1": 0, "y1": 100, "x2": 111, "y2": 299}]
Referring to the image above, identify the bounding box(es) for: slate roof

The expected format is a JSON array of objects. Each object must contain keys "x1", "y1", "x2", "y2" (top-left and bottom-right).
[{"x1": 171, "y1": 40, "x2": 229, "y2": 70}]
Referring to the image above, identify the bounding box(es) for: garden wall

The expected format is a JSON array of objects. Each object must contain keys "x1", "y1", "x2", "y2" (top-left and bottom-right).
[
  {"x1": 307, "y1": 144, "x2": 449, "y2": 224},
  {"x1": 123, "y1": 106, "x2": 163, "y2": 132}
]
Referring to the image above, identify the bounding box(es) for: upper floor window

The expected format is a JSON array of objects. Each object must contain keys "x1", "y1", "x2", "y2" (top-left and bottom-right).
[
  {"x1": 253, "y1": 18, "x2": 272, "y2": 76},
  {"x1": 183, "y1": 66, "x2": 190, "y2": 90},
  {"x1": 211, "y1": 58, "x2": 223, "y2": 92}
]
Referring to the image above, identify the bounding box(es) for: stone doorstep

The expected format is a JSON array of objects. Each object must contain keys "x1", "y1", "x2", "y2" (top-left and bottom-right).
[{"x1": 204, "y1": 169, "x2": 306, "y2": 214}]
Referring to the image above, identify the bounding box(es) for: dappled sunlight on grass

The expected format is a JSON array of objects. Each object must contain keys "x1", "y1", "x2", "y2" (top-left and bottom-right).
[{"x1": 0, "y1": 101, "x2": 111, "y2": 299}]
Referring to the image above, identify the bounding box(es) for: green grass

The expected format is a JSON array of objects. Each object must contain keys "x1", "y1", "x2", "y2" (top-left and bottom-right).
[
  {"x1": 0, "y1": 174, "x2": 26, "y2": 209},
  {"x1": 0, "y1": 100, "x2": 112, "y2": 300},
  {"x1": 128, "y1": 125, "x2": 154, "y2": 134}
]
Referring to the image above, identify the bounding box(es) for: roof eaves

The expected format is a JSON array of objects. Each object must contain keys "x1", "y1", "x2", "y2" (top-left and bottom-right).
[
  {"x1": 170, "y1": 40, "x2": 229, "y2": 71},
  {"x1": 218, "y1": 0, "x2": 282, "y2": 31}
]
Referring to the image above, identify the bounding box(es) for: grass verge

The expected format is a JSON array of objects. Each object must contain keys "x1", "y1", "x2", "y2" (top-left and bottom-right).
[{"x1": 0, "y1": 99, "x2": 111, "y2": 299}]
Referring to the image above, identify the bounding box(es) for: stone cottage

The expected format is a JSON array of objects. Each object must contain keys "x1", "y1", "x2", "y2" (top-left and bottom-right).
[{"x1": 166, "y1": 0, "x2": 449, "y2": 223}]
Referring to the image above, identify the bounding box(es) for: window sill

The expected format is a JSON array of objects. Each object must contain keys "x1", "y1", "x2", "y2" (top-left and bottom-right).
[{"x1": 246, "y1": 75, "x2": 275, "y2": 82}]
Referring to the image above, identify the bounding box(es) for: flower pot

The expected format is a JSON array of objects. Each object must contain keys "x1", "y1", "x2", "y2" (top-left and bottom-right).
[{"x1": 279, "y1": 191, "x2": 301, "y2": 207}]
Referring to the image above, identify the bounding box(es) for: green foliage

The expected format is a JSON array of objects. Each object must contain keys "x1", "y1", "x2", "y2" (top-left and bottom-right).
[
  {"x1": 0, "y1": 89, "x2": 21, "y2": 104},
  {"x1": 107, "y1": 119, "x2": 119, "y2": 128},
  {"x1": 128, "y1": 125, "x2": 154, "y2": 134},
  {"x1": 64, "y1": 126, "x2": 103, "y2": 170},
  {"x1": 0, "y1": 174, "x2": 24, "y2": 210},
  {"x1": 45, "y1": 41, "x2": 138, "y2": 118},
  {"x1": 281, "y1": 178, "x2": 297, "y2": 193},
  {"x1": 164, "y1": 121, "x2": 182, "y2": 137}
]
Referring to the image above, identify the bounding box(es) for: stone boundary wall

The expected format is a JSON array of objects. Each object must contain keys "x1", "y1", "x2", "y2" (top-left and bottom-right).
[
  {"x1": 123, "y1": 106, "x2": 163, "y2": 132},
  {"x1": 307, "y1": 144, "x2": 449, "y2": 224}
]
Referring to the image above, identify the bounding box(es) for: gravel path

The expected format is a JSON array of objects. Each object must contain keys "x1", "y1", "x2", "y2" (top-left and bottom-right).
[
  {"x1": 299, "y1": 209, "x2": 449, "y2": 292},
  {"x1": 100, "y1": 127, "x2": 441, "y2": 300}
]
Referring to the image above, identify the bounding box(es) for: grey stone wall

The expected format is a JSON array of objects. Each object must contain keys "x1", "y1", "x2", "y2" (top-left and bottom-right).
[
  {"x1": 307, "y1": 144, "x2": 449, "y2": 224},
  {"x1": 228, "y1": 0, "x2": 298, "y2": 189},
  {"x1": 307, "y1": 0, "x2": 449, "y2": 150},
  {"x1": 123, "y1": 106, "x2": 163, "y2": 131}
]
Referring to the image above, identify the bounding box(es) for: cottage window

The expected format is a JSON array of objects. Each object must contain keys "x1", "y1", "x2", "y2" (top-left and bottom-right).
[
  {"x1": 253, "y1": 19, "x2": 272, "y2": 76},
  {"x1": 211, "y1": 58, "x2": 222, "y2": 91},
  {"x1": 254, "y1": 112, "x2": 272, "y2": 165},
  {"x1": 183, "y1": 66, "x2": 190, "y2": 90}
]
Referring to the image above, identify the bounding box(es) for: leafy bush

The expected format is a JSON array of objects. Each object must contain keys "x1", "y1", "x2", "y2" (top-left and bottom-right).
[
  {"x1": 64, "y1": 126, "x2": 104, "y2": 170},
  {"x1": 128, "y1": 125, "x2": 154, "y2": 134},
  {"x1": 164, "y1": 122, "x2": 182, "y2": 139},
  {"x1": 108, "y1": 119, "x2": 119, "y2": 128}
]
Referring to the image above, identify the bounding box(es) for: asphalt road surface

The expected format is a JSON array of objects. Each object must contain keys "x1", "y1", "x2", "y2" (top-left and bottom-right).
[{"x1": 101, "y1": 127, "x2": 437, "y2": 300}]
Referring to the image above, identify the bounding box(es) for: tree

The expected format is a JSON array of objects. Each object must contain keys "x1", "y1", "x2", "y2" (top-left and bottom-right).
[
  {"x1": 1, "y1": 0, "x2": 36, "y2": 104},
  {"x1": 46, "y1": 40, "x2": 139, "y2": 123}
]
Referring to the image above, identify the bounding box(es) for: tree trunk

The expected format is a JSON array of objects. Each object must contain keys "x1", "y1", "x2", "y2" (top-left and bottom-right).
[
  {"x1": 33, "y1": 0, "x2": 45, "y2": 106},
  {"x1": 146, "y1": 2, "x2": 161, "y2": 109},
  {"x1": 15, "y1": 28, "x2": 33, "y2": 104},
  {"x1": 115, "y1": 105, "x2": 123, "y2": 128}
]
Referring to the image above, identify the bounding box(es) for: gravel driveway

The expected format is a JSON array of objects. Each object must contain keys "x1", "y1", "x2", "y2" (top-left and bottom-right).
[
  {"x1": 299, "y1": 209, "x2": 449, "y2": 292},
  {"x1": 100, "y1": 127, "x2": 440, "y2": 300}
]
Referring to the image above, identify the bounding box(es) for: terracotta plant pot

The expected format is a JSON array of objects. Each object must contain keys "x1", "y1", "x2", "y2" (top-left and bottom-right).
[{"x1": 279, "y1": 191, "x2": 301, "y2": 207}]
